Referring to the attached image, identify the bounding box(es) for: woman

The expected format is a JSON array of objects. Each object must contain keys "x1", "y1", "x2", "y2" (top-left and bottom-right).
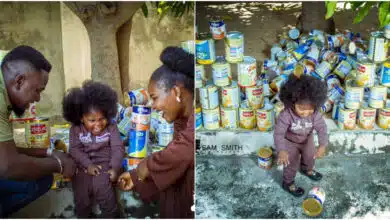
[{"x1": 118, "y1": 46, "x2": 194, "y2": 218}]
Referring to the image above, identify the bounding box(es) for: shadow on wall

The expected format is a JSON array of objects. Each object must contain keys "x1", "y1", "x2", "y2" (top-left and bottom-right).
[
  {"x1": 61, "y1": 2, "x2": 92, "y2": 91},
  {"x1": 0, "y1": 2, "x2": 64, "y2": 117},
  {"x1": 63, "y1": 2, "x2": 194, "y2": 95},
  {"x1": 123, "y1": 2, "x2": 194, "y2": 91}
]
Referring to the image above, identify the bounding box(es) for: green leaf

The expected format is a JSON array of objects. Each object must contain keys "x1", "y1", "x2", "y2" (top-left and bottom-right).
[
  {"x1": 158, "y1": 8, "x2": 169, "y2": 23},
  {"x1": 141, "y1": 3, "x2": 148, "y2": 17},
  {"x1": 379, "y1": 2, "x2": 390, "y2": 28},
  {"x1": 384, "y1": 13, "x2": 390, "y2": 26},
  {"x1": 325, "y1": 1, "x2": 337, "y2": 20},
  {"x1": 353, "y1": 2, "x2": 375, "y2": 24},
  {"x1": 351, "y1": 1, "x2": 365, "y2": 11}
]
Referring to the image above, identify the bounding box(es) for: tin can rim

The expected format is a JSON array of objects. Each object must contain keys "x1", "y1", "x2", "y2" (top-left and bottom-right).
[
  {"x1": 227, "y1": 31, "x2": 243, "y2": 38},
  {"x1": 302, "y1": 198, "x2": 323, "y2": 217},
  {"x1": 258, "y1": 147, "x2": 272, "y2": 158},
  {"x1": 26, "y1": 117, "x2": 49, "y2": 123}
]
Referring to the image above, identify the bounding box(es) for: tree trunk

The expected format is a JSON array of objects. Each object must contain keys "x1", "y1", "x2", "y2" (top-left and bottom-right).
[
  {"x1": 297, "y1": 2, "x2": 335, "y2": 34},
  {"x1": 85, "y1": 24, "x2": 123, "y2": 99},
  {"x1": 64, "y1": 2, "x2": 142, "y2": 103}
]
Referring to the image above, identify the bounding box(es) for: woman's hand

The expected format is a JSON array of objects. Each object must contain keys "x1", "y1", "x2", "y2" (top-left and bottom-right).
[
  {"x1": 87, "y1": 164, "x2": 102, "y2": 176},
  {"x1": 136, "y1": 159, "x2": 149, "y2": 181},
  {"x1": 118, "y1": 172, "x2": 134, "y2": 191},
  {"x1": 314, "y1": 146, "x2": 326, "y2": 159},
  {"x1": 277, "y1": 150, "x2": 289, "y2": 167},
  {"x1": 107, "y1": 169, "x2": 118, "y2": 182}
]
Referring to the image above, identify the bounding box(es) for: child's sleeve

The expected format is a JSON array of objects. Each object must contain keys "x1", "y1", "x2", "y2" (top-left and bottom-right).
[
  {"x1": 69, "y1": 126, "x2": 93, "y2": 169},
  {"x1": 313, "y1": 111, "x2": 328, "y2": 147},
  {"x1": 109, "y1": 124, "x2": 125, "y2": 172},
  {"x1": 274, "y1": 110, "x2": 291, "y2": 153}
]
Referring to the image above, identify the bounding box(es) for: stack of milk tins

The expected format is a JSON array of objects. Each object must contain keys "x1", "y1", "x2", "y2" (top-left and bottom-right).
[
  {"x1": 195, "y1": 16, "x2": 274, "y2": 132},
  {"x1": 196, "y1": 16, "x2": 390, "y2": 131},
  {"x1": 117, "y1": 88, "x2": 174, "y2": 171},
  {"x1": 329, "y1": 30, "x2": 390, "y2": 130},
  {"x1": 265, "y1": 28, "x2": 390, "y2": 130}
]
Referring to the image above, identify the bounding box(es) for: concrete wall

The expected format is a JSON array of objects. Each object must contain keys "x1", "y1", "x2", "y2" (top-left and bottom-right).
[
  {"x1": 0, "y1": 2, "x2": 65, "y2": 117},
  {"x1": 119, "y1": 3, "x2": 194, "y2": 92},
  {"x1": 60, "y1": 3, "x2": 91, "y2": 91}
]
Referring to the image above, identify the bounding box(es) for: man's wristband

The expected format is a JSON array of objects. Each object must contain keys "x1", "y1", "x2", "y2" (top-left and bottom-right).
[{"x1": 52, "y1": 155, "x2": 63, "y2": 174}]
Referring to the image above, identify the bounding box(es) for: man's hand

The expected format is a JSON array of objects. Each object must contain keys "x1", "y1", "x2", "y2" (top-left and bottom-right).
[
  {"x1": 118, "y1": 171, "x2": 134, "y2": 191},
  {"x1": 87, "y1": 164, "x2": 102, "y2": 176},
  {"x1": 52, "y1": 151, "x2": 76, "y2": 178},
  {"x1": 277, "y1": 150, "x2": 289, "y2": 167},
  {"x1": 136, "y1": 159, "x2": 149, "y2": 181},
  {"x1": 107, "y1": 169, "x2": 118, "y2": 182},
  {"x1": 314, "y1": 146, "x2": 326, "y2": 159}
]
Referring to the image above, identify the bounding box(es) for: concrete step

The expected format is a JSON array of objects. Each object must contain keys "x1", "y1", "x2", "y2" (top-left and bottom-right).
[
  {"x1": 196, "y1": 118, "x2": 390, "y2": 156},
  {"x1": 10, "y1": 187, "x2": 159, "y2": 218},
  {"x1": 195, "y1": 153, "x2": 390, "y2": 218}
]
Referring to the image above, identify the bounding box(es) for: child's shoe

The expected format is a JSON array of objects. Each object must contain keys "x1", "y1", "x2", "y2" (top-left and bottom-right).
[
  {"x1": 282, "y1": 181, "x2": 305, "y2": 197},
  {"x1": 301, "y1": 169, "x2": 323, "y2": 181}
]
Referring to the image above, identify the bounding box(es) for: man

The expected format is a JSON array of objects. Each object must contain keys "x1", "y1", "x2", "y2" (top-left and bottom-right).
[{"x1": 0, "y1": 46, "x2": 76, "y2": 217}]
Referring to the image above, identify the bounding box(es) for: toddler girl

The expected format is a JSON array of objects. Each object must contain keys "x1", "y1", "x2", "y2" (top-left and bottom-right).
[
  {"x1": 274, "y1": 74, "x2": 328, "y2": 197},
  {"x1": 63, "y1": 80, "x2": 124, "y2": 217}
]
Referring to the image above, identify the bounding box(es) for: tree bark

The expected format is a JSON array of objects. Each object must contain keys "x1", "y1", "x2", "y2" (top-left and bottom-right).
[
  {"x1": 63, "y1": 2, "x2": 142, "y2": 102},
  {"x1": 297, "y1": 2, "x2": 335, "y2": 34}
]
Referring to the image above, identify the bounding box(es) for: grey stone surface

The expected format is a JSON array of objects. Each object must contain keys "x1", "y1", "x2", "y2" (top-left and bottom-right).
[
  {"x1": 11, "y1": 186, "x2": 159, "y2": 218},
  {"x1": 195, "y1": 154, "x2": 390, "y2": 219}
]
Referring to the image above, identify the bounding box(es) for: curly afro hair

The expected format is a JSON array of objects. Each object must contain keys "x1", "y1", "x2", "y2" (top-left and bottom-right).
[
  {"x1": 151, "y1": 46, "x2": 194, "y2": 94},
  {"x1": 62, "y1": 80, "x2": 118, "y2": 125},
  {"x1": 279, "y1": 74, "x2": 328, "y2": 110}
]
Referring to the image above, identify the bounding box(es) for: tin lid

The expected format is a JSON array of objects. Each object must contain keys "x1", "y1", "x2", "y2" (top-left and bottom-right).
[
  {"x1": 293, "y1": 63, "x2": 305, "y2": 78},
  {"x1": 276, "y1": 50, "x2": 287, "y2": 60},
  {"x1": 258, "y1": 147, "x2": 272, "y2": 158},
  {"x1": 371, "y1": 31, "x2": 384, "y2": 38},
  {"x1": 132, "y1": 105, "x2": 151, "y2": 114},
  {"x1": 271, "y1": 45, "x2": 283, "y2": 55},
  {"x1": 288, "y1": 28, "x2": 300, "y2": 40},
  {"x1": 26, "y1": 117, "x2": 49, "y2": 123},
  {"x1": 227, "y1": 31, "x2": 243, "y2": 39},
  {"x1": 243, "y1": 56, "x2": 256, "y2": 63},
  {"x1": 286, "y1": 41, "x2": 299, "y2": 51},
  {"x1": 302, "y1": 198, "x2": 323, "y2": 217}
]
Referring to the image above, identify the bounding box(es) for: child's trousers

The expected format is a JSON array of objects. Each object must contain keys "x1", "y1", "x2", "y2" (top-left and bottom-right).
[
  {"x1": 283, "y1": 134, "x2": 316, "y2": 184},
  {"x1": 72, "y1": 163, "x2": 119, "y2": 218}
]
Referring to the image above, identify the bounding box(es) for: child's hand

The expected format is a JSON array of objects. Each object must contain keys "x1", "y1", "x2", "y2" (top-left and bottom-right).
[
  {"x1": 136, "y1": 159, "x2": 149, "y2": 181},
  {"x1": 314, "y1": 146, "x2": 326, "y2": 159},
  {"x1": 277, "y1": 150, "x2": 289, "y2": 167},
  {"x1": 118, "y1": 172, "x2": 134, "y2": 191},
  {"x1": 87, "y1": 164, "x2": 102, "y2": 176},
  {"x1": 107, "y1": 169, "x2": 118, "y2": 182}
]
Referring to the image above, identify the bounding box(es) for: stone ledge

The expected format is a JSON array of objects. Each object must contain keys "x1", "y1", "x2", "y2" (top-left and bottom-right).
[{"x1": 196, "y1": 119, "x2": 390, "y2": 156}]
